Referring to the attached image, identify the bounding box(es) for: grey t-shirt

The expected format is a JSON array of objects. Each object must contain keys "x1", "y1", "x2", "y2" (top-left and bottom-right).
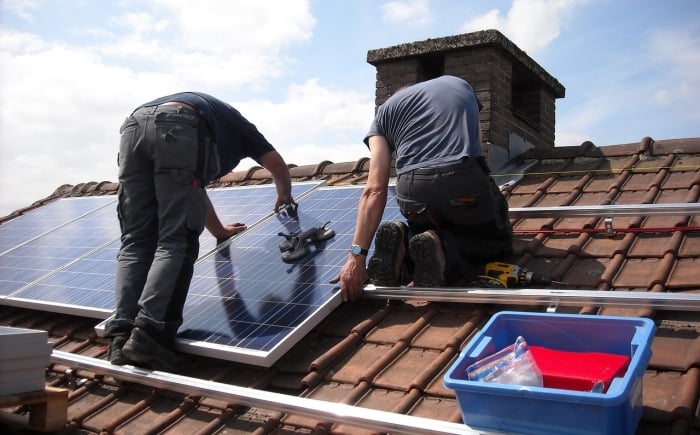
[{"x1": 364, "y1": 75, "x2": 483, "y2": 174}]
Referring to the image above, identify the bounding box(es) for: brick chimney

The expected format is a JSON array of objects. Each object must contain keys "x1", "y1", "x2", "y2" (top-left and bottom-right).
[{"x1": 366, "y1": 29, "x2": 565, "y2": 170}]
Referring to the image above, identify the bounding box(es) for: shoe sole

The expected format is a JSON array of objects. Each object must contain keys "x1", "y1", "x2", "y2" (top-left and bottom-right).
[
  {"x1": 409, "y1": 233, "x2": 445, "y2": 288},
  {"x1": 109, "y1": 336, "x2": 131, "y2": 366},
  {"x1": 367, "y1": 223, "x2": 403, "y2": 286},
  {"x1": 122, "y1": 329, "x2": 191, "y2": 373}
]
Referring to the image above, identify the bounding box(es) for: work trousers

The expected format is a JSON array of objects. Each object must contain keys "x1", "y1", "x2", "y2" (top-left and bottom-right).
[
  {"x1": 396, "y1": 157, "x2": 513, "y2": 284},
  {"x1": 105, "y1": 104, "x2": 212, "y2": 344}
]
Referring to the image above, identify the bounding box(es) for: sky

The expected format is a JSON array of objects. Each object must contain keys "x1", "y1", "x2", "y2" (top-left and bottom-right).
[{"x1": 1, "y1": 0, "x2": 699, "y2": 217}]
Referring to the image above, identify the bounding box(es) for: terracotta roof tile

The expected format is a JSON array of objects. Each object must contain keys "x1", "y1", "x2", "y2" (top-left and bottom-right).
[
  {"x1": 678, "y1": 233, "x2": 700, "y2": 258},
  {"x1": 642, "y1": 368, "x2": 700, "y2": 424},
  {"x1": 650, "y1": 314, "x2": 700, "y2": 371},
  {"x1": 667, "y1": 258, "x2": 700, "y2": 288}
]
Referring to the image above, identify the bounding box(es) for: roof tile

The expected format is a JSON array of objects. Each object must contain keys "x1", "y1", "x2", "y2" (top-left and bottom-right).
[
  {"x1": 410, "y1": 308, "x2": 483, "y2": 350},
  {"x1": 650, "y1": 316, "x2": 700, "y2": 371},
  {"x1": 373, "y1": 347, "x2": 445, "y2": 391},
  {"x1": 678, "y1": 232, "x2": 700, "y2": 257},
  {"x1": 642, "y1": 368, "x2": 700, "y2": 423},
  {"x1": 667, "y1": 258, "x2": 700, "y2": 288}
]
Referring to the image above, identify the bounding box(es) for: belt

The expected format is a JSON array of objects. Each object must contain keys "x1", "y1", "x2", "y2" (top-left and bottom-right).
[{"x1": 411, "y1": 157, "x2": 476, "y2": 175}]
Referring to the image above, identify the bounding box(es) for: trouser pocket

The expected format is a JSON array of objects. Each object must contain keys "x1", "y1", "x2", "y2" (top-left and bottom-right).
[{"x1": 397, "y1": 196, "x2": 431, "y2": 229}]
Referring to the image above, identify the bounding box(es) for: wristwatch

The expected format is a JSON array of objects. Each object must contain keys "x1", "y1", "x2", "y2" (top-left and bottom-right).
[{"x1": 350, "y1": 244, "x2": 368, "y2": 256}]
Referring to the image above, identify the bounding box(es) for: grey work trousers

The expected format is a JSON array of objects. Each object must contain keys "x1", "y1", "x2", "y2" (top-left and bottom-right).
[
  {"x1": 105, "y1": 104, "x2": 210, "y2": 344},
  {"x1": 396, "y1": 157, "x2": 513, "y2": 284}
]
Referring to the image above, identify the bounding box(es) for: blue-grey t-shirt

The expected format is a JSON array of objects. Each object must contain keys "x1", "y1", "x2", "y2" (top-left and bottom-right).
[
  {"x1": 364, "y1": 75, "x2": 483, "y2": 174},
  {"x1": 140, "y1": 92, "x2": 275, "y2": 179}
]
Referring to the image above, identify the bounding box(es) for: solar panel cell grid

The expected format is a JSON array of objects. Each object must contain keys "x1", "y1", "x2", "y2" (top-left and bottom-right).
[
  {"x1": 3, "y1": 183, "x2": 406, "y2": 367},
  {"x1": 0, "y1": 202, "x2": 120, "y2": 297},
  {"x1": 2, "y1": 183, "x2": 321, "y2": 315},
  {"x1": 176, "y1": 185, "x2": 403, "y2": 365},
  {"x1": 0, "y1": 197, "x2": 116, "y2": 254}
]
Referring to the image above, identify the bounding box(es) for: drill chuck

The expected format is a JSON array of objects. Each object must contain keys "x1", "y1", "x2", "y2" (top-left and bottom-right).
[{"x1": 524, "y1": 270, "x2": 553, "y2": 286}]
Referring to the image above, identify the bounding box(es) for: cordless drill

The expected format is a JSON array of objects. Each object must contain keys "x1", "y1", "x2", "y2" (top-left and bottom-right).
[{"x1": 477, "y1": 262, "x2": 564, "y2": 288}]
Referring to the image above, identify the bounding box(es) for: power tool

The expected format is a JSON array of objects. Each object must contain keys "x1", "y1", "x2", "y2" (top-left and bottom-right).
[{"x1": 474, "y1": 262, "x2": 565, "y2": 288}]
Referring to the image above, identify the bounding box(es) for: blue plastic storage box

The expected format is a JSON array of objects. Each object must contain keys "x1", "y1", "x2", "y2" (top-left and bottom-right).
[{"x1": 443, "y1": 311, "x2": 655, "y2": 435}]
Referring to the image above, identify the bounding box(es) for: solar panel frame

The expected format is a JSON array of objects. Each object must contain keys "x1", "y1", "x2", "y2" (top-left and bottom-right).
[
  {"x1": 3, "y1": 182, "x2": 323, "y2": 317},
  {"x1": 167, "y1": 185, "x2": 404, "y2": 366},
  {"x1": 7, "y1": 183, "x2": 406, "y2": 367}
]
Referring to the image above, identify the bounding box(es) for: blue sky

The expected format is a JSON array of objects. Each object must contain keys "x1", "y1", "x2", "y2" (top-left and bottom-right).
[{"x1": 1, "y1": 0, "x2": 698, "y2": 217}]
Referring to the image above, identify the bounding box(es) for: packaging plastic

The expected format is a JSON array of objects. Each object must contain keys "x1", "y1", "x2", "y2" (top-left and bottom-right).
[{"x1": 466, "y1": 335, "x2": 543, "y2": 387}]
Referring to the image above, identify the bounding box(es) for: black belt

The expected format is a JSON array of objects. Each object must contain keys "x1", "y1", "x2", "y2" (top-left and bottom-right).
[{"x1": 411, "y1": 157, "x2": 477, "y2": 175}]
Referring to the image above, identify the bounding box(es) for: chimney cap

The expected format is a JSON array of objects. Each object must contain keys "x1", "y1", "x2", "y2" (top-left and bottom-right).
[{"x1": 367, "y1": 29, "x2": 565, "y2": 98}]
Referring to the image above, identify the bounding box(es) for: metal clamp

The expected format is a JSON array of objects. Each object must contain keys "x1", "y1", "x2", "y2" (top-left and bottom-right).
[{"x1": 604, "y1": 216, "x2": 615, "y2": 236}]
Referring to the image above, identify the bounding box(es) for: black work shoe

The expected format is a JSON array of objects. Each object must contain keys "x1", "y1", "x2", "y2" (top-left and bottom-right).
[
  {"x1": 409, "y1": 230, "x2": 446, "y2": 288},
  {"x1": 121, "y1": 327, "x2": 191, "y2": 373},
  {"x1": 367, "y1": 221, "x2": 406, "y2": 286},
  {"x1": 109, "y1": 335, "x2": 130, "y2": 366}
]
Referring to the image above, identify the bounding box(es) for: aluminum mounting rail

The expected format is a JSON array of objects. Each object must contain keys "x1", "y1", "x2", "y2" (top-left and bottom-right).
[
  {"x1": 509, "y1": 202, "x2": 700, "y2": 218},
  {"x1": 363, "y1": 285, "x2": 700, "y2": 311},
  {"x1": 51, "y1": 350, "x2": 498, "y2": 435}
]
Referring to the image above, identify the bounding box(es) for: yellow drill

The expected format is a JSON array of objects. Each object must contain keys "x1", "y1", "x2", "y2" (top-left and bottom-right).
[{"x1": 477, "y1": 262, "x2": 565, "y2": 288}]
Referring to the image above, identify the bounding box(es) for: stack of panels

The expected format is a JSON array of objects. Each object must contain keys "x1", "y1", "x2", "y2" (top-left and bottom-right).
[{"x1": 0, "y1": 326, "x2": 52, "y2": 395}]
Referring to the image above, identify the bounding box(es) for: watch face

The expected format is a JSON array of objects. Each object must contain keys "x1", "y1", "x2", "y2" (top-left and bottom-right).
[{"x1": 350, "y1": 245, "x2": 361, "y2": 255}]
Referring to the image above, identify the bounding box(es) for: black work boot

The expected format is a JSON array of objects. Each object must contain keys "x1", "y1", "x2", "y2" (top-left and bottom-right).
[
  {"x1": 121, "y1": 327, "x2": 191, "y2": 373},
  {"x1": 409, "y1": 230, "x2": 446, "y2": 288},
  {"x1": 108, "y1": 335, "x2": 131, "y2": 366},
  {"x1": 367, "y1": 221, "x2": 407, "y2": 286}
]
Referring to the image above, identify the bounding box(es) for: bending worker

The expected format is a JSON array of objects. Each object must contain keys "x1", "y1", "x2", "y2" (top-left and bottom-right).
[
  {"x1": 105, "y1": 92, "x2": 296, "y2": 372},
  {"x1": 337, "y1": 75, "x2": 513, "y2": 302}
]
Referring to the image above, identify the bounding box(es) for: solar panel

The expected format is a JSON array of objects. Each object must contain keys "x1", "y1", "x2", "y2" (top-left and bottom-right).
[
  {"x1": 6, "y1": 240, "x2": 121, "y2": 317},
  {"x1": 0, "y1": 197, "x2": 116, "y2": 255},
  {"x1": 0, "y1": 200, "x2": 120, "y2": 299},
  {"x1": 200, "y1": 182, "x2": 322, "y2": 255},
  {"x1": 8, "y1": 182, "x2": 406, "y2": 367},
  {"x1": 3, "y1": 183, "x2": 322, "y2": 317},
  {"x1": 172, "y1": 185, "x2": 404, "y2": 366}
]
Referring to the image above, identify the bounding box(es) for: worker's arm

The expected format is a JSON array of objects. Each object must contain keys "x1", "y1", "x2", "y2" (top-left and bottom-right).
[
  {"x1": 335, "y1": 136, "x2": 391, "y2": 302},
  {"x1": 204, "y1": 192, "x2": 247, "y2": 240},
  {"x1": 258, "y1": 150, "x2": 297, "y2": 212}
]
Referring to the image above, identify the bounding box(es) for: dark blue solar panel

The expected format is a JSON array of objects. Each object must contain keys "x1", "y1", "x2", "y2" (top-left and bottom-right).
[
  {"x1": 4, "y1": 183, "x2": 321, "y2": 315},
  {"x1": 9, "y1": 240, "x2": 121, "y2": 317},
  {"x1": 0, "y1": 197, "x2": 115, "y2": 254},
  {"x1": 175, "y1": 185, "x2": 404, "y2": 366},
  {"x1": 200, "y1": 182, "x2": 320, "y2": 255},
  {"x1": 8, "y1": 183, "x2": 408, "y2": 367},
  {"x1": 0, "y1": 202, "x2": 121, "y2": 297}
]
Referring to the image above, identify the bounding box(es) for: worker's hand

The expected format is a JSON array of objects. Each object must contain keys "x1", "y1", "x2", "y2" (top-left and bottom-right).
[
  {"x1": 274, "y1": 196, "x2": 297, "y2": 214},
  {"x1": 213, "y1": 222, "x2": 247, "y2": 242},
  {"x1": 331, "y1": 255, "x2": 368, "y2": 302}
]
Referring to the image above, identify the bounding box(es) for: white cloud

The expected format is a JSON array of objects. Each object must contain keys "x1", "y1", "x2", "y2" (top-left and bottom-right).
[
  {"x1": 381, "y1": 0, "x2": 431, "y2": 25},
  {"x1": 0, "y1": 0, "x2": 367, "y2": 217},
  {"x1": 152, "y1": 0, "x2": 315, "y2": 53},
  {"x1": 460, "y1": 0, "x2": 586, "y2": 55},
  {"x1": 647, "y1": 26, "x2": 700, "y2": 121},
  {"x1": 236, "y1": 79, "x2": 374, "y2": 166},
  {"x1": 2, "y1": 0, "x2": 39, "y2": 21}
]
